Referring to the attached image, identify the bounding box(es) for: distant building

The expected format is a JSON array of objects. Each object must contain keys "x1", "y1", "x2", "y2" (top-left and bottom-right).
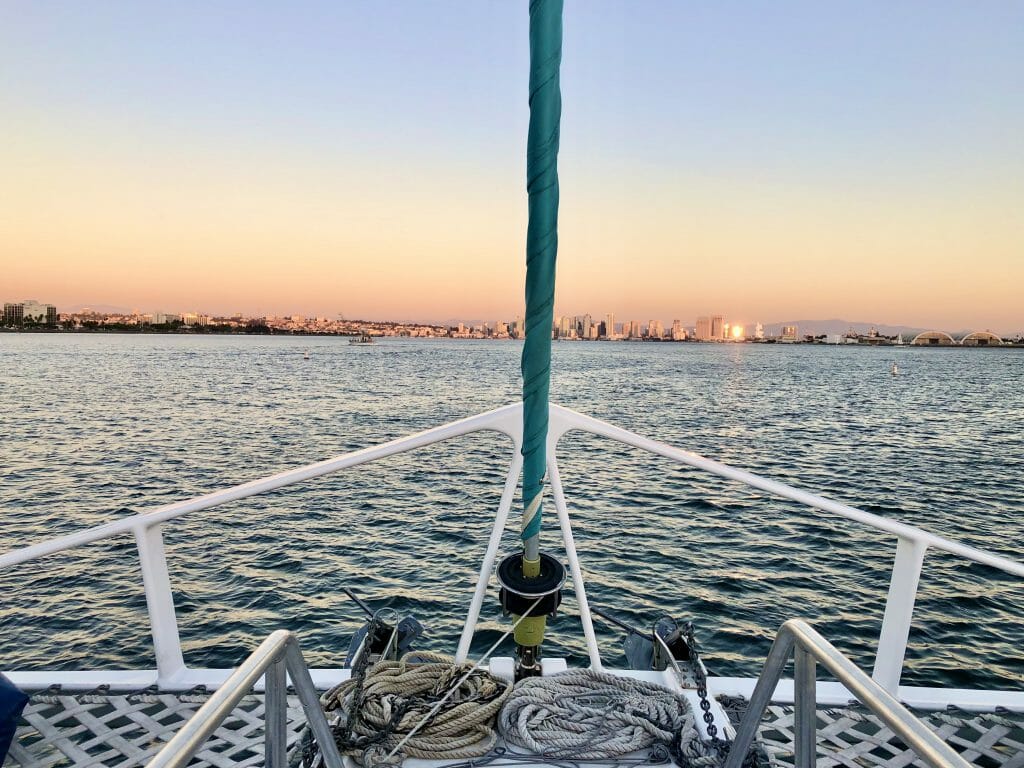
[
  {"x1": 513, "y1": 317, "x2": 525, "y2": 339},
  {"x1": 754, "y1": 322, "x2": 765, "y2": 340},
  {"x1": 911, "y1": 331, "x2": 955, "y2": 346},
  {"x1": 695, "y1": 316, "x2": 711, "y2": 341},
  {"x1": 3, "y1": 300, "x2": 57, "y2": 326},
  {"x1": 628, "y1": 320, "x2": 642, "y2": 339},
  {"x1": 960, "y1": 331, "x2": 1002, "y2": 347},
  {"x1": 781, "y1": 325, "x2": 799, "y2": 342},
  {"x1": 2, "y1": 303, "x2": 23, "y2": 325},
  {"x1": 710, "y1": 315, "x2": 725, "y2": 340},
  {"x1": 605, "y1": 313, "x2": 616, "y2": 340},
  {"x1": 671, "y1": 319, "x2": 685, "y2": 341}
]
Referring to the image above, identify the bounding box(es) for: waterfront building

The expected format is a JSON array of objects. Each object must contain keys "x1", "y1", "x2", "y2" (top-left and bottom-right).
[
  {"x1": 3, "y1": 300, "x2": 57, "y2": 326},
  {"x1": 581, "y1": 314, "x2": 593, "y2": 339},
  {"x1": 911, "y1": 330, "x2": 955, "y2": 346},
  {"x1": 961, "y1": 331, "x2": 1002, "y2": 346},
  {"x1": 754, "y1": 322, "x2": 764, "y2": 340},
  {"x1": 647, "y1": 320, "x2": 664, "y2": 339},
  {"x1": 781, "y1": 325, "x2": 799, "y2": 342},
  {"x1": 695, "y1": 316, "x2": 711, "y2": 341},
  {"x1": 710, "y1": 315, "x2": 725, "y2": 340},
  {"x1": 2, "y1": 303, "x2": 23, "y2": 325},
  {"x1": 671, "y1": 319, "x2": 685, "y2": 341},
  {"x1": 628, "y1": 320, "x2": 642, "y2": 339},
  {"x1": 605, "y1": 313, "x2": 616, "y2": 340}
]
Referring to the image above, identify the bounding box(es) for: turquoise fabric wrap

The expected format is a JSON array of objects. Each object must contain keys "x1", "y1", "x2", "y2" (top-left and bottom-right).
[{"x1": 521, "y1": 0, "x2": 562, "y2": 546}]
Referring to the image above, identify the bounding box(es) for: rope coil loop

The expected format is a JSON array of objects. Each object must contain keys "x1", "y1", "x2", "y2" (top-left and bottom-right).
[
  {"x1": 320, "y1": 651, "x2": 513, "y2": 764},
  {"x1": 497, "y1": 669, "x2": 711, "y2": 762}
]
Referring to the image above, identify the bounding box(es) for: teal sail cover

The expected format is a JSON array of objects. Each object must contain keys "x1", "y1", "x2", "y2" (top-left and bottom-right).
[{"x1": 521, "y1": 0, "x2": 562, "y2": 551}]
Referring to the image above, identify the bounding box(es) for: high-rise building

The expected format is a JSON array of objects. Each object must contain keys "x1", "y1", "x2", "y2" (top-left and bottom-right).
[
  {"x1": 671, "y1": 319, "x2": 685, "y2": 341},
  {"x1": 647, "y1": 320, "x2": 664, "y2": 339},
  {"x1": 629, "y1": 320, "x2": 642, "y2": 339},
  {"x1": 605, "y1": 313, "x2": 616, "y2": 340},
  {"x1": 754, "y1": 322, "x2": 765, "y2": 340},
  {"x1": 710, "y1": 315, "x2": 725, "y2": 340},
  {"x1": 696, "y1": 316, "x2": 711, "y2": 341},
  {"x1": 582, "y1": 314, "x2": 592, "y2": 340},
  {"x1": 3, "y1": 303, "x2": 23, "y2": 325}
]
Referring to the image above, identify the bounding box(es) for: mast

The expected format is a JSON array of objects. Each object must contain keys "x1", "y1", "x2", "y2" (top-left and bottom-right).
[{"x1": 521, "y1": 0, "x2": 562, "y2": 577}]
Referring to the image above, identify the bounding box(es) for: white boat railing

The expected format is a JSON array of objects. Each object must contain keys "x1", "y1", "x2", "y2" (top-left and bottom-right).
[
  {"x1": 145, "y1": 630, "x2": 343, "y2": 768},
  {"x1": 1, "y1": 403, "x2": 1022, "y2": 710},
  {"x1": 724, "y1": 619, "x2": 972, "y2": 768}
]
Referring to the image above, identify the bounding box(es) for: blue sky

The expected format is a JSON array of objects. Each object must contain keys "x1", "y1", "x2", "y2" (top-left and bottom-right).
[{"x1": 3, "y1": 2, "x2": 1022, "y2": 330}]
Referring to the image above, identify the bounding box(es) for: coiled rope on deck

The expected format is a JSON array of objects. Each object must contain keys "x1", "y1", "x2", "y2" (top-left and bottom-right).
[
  {"x1": 498, "y1": 669, "x2": 711, "y2": 763},
  {"x1": 320, "y1": 652, "x2": 512, "y2": 764}
]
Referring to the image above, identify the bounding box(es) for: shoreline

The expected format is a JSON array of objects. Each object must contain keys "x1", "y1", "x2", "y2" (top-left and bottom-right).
[{"x1": 2, "y1": 327, "x2": 1022, "y2": 348}]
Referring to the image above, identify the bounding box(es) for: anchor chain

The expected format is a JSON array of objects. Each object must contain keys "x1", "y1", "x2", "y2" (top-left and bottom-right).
[{"x1": 671, "y1": 624, "x2": 762, "y2": 768}]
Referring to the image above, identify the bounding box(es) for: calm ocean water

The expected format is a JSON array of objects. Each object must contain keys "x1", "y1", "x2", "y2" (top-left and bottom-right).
[{"x1": 1, "y1": 333, "x2": 1021, "y2": 689}]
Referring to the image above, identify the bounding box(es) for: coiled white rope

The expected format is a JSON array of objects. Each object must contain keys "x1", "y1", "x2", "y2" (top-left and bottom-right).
[{"x1": 498, "y1": 669, "x2": 708, "y2": 762}]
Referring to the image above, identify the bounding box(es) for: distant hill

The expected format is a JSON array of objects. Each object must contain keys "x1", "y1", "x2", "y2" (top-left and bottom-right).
[
  {"x1": 59, "y1": 303, "x2": 132, "y2": 314},
  {"x1": 764, "y1": 319, "x2": 927, "y2": 338}
]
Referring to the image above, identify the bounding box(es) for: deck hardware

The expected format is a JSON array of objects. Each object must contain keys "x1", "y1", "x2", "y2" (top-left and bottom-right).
[{"x1": 496, "y1": 551, "x2": 565, "y2": 679}]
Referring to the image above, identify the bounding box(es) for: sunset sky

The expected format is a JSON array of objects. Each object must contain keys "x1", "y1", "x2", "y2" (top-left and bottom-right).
[{"x1": 2, "y1": 2, "x2": 1022, "y2": 332}]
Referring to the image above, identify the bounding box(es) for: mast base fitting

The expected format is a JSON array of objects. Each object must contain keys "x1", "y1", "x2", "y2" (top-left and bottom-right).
[
  {"x1": 516, "y1": 644, "x2": 542, "y2": 678},
  {"x1": 497, "y1": 552, "x2": 566, "y2": 617}
]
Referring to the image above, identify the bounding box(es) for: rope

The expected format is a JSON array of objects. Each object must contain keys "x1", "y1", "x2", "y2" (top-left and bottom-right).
[
  {"x1": 497, "y1": 669, "x2": 712, "y2": 763},
  {"x1": 313, "y1": 602, "x2": 544, "y2": 767},
  {"x1": 321, "y1": 652, "x2": 512, "y2": 764}
]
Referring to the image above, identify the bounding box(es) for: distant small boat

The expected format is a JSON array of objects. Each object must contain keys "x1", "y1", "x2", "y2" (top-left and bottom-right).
[
  {"x1": 303, "y1": 350, "x2": 310, "y2": 360},
  {"x1": 890, "y1": 361, "x2": 898, "y2": 376},
  {"x1": 350, "y1": 333, "x2": 374, "y2": 345}
]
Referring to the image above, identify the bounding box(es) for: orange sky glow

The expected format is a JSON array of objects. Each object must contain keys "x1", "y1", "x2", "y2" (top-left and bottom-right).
[{"x1": 3, "y1": 3, "x2": 1022, "y2": 334}]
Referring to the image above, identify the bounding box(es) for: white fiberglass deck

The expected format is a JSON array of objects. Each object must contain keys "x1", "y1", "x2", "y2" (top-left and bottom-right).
[{"x1": 2, "y1": 403, "x2": 1022, "y2": 714}]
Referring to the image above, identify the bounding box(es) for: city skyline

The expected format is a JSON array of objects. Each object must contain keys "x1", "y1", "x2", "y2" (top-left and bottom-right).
[
  {"x1": 3, "y1": 2, "x2": 1022, "y2": 333},
  {"x1": 4, "y1": 296, "x2": 1017, "y2": 342}
]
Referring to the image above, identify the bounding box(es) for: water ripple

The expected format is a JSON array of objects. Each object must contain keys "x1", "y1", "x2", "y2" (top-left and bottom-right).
[{"x1": 0, "y1": 335, "x2": 1022, "y2": 689}]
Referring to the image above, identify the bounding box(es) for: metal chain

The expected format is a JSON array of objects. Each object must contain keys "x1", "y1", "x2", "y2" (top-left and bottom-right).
[
  {"x1": 682, "y1": 624, "x2": 761, "y2": 768},
  {"x1": 301, "y1": 615, "x2": 407, "y2": 767},
  {"x1": 685, "y1": 623, "x2": 718, "y2": 742}
]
